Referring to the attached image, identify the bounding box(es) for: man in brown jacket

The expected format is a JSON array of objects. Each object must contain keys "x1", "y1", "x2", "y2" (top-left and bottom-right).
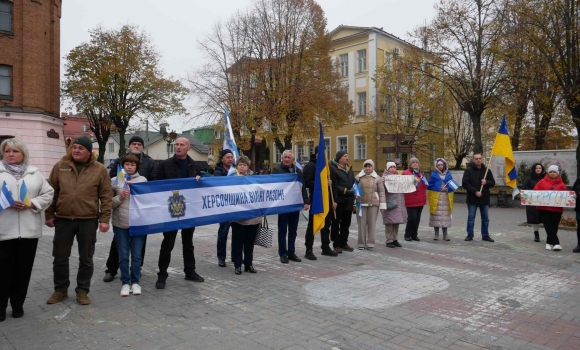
[{"x1": 45, "y1": 136, "x2": 112, "y2": 305}]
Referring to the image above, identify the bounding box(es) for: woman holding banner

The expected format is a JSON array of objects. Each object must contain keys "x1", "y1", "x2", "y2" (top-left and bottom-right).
[
  {"x1": 534, "y1": 165, "x2": 567, "y2": 251},
  {"x1": 522, "y1": 163, "x2": 546, "y2": 242},
  {"x1": 427, "y1": 158, "x2": 455, "y2": 241},
  {"x1": 111, "y1": 154, "x2": 148, "y2": 297},
  {"x1": 382, "y1": 162, "x2": 407, "y2": 248},
  {"x1": 230, "y1": 155, "x2": 260, "y2": 275},
  {"x1": 0, "y1": 139, "x2": 54, "y2": 321},
  {"x1": 355, "y1": 160, "x2": 386, "y2": 250},
  {"x1": 402, "y1": 157, "x2": 427, "y2": 241}
]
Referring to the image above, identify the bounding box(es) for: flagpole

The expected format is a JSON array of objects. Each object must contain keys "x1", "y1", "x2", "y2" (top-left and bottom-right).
[
  {"x1": 479, "y1": 153, "x2": 494, "y2": 192},
  {"x1": 328, "y1": 177, "x2": 337, "y2": 219}
]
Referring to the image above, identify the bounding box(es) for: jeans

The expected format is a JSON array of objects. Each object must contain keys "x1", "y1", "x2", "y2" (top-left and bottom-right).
[
  {"x1": 0, "y1": 238, "x2": 38, "y2": 310},
  {"x1": 105, "y1": 236, "x2": 147, "y2": 275},
  {"x1": 113, "y1": 226, "x2": 146, "y2": 285},
  {"x1": 278, "y1": 211, "x2": 300, "y2": 257},
  {"x1": 157, "y1": 227, "x2": 196, "y2": 279},
  {"x1": 231, "y1": 223, "x2": 258, "y2": 268},
  {"x1": 466, "y1": 204, "x2": 490, "y2": 237},
  {"x1": 216, "y1": 221, "x2": 231, "y2": 260}
]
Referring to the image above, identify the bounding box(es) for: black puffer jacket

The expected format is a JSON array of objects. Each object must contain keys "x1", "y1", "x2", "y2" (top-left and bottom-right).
[
  {"x1": 330, "y1": 160, "x2": 355, "y2": 207},
  {"x1": 213, "y1": 161, "x2": 231, "y2": 177},
  {"x1": 109, "y1": 152, "x2": 157, "y2": 181},
  {"x1": 302, "y1": 154, "x2": 317, "y2": 203},
  {"x1": 156, "y1": 155, "x2": 201, "y2": 180},
  {"x1": 272, "y1": 163, "x2": 310, "y2": 205},
  {"x1": 462, "y1": 163, "x2": 496, "y2": 206}
]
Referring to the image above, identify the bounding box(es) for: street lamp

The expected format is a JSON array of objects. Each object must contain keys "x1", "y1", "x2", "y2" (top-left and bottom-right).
[{"x1": 160, "y1": 126, "x2": 178, "y2": 159}]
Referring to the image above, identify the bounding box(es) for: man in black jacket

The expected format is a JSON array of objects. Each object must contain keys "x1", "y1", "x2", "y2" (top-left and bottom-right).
[
  {"x1": 155, "y1": 137, "x2": 204, "y2": 289},
  {"x1": 329, "y1": 150, "x2": 356, "y2": 253},
  {"x1": 273, "y1": 150, "x2": 310, "y2": 264},
  {"x1": 103, "y1": 135, "x2": 156, "y2": 283},
  {"x1": 302, "y1": 146, "x2": 338, "y2": 260},
  {"x1": 462, "y1": 153, "x2": 496, "y2": 242},
  {"x1": 214, "y1": 149, "x2": 235, "y2": 267}
]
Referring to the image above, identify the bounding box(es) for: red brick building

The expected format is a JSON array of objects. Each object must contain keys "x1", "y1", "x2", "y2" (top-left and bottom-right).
[
  {"x1": 0, "y1": 0, "x2": 64, "y2": 177},
  {"x1": 62, "y1": 112, "x2": 95, "y2": 141}
]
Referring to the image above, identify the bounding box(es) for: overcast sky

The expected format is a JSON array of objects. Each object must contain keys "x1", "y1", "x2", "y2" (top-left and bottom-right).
[{"x1": 61, "y1": 0, "x2": 438, "y2": 132}]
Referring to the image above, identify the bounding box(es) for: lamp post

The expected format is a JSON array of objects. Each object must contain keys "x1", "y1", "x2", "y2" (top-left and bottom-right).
[{"x1": 161, "y1": 126, "x2": 177, "y2": 159}]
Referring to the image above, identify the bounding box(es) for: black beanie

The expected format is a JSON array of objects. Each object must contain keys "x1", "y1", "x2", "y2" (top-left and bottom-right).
[
  {"x1": 221, "y1": 149, "x2": 233, "y2": 158},
  {"x1": 128, "y1": 135, "x2": 145, "y2": 146},
  {"x1": 335, "y1": 150, "x2": 347, "y2": 162},
  {"x1": 73, "y1": 136, "x2": 93, "y2": 152}
]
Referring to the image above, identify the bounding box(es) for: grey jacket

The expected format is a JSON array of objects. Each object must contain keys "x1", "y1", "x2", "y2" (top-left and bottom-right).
[{"x1": 111, "y1": 172, "x2": 148, "y2": 229}]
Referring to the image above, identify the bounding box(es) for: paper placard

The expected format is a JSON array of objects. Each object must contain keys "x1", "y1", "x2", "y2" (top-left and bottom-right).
[
  {"x1": 384, "y1": 175, "x2": 417, "y2": 193},
  {"x1": 520, "y1": 190, "x2": 576, "y2": 208}
]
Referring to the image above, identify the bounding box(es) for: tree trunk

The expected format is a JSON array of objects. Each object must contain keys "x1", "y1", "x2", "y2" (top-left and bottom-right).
[
  {"x1": 469, "y1": 111, "x2": 483, "y2": 154},
  {"x1": 453, "y1": 155, "x2": 465, "y2": 170},
  {"x1": 97, "y1": 142, "x2": 106, "y2": 164},
  {"x1": 118, "y1": 130, "x2": 126, "y2": 157},
  {"x1": 512, "y1": 104, "x2": 527, "y2": 151}
]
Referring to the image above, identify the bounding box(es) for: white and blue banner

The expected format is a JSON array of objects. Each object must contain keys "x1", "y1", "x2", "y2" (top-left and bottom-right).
[{"x1": 129, "y1": 174, "x2": 305, "y2": 236}]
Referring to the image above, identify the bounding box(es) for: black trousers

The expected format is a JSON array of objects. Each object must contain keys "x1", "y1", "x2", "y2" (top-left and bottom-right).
[
  {"x1": 53, "y1": 218, "x2": 98, "y2": 293},
  {"x1": 0, "y1": 238, "x2": 38, "y2": 310},
  {"x1": 539, "y1": 211, "x2": 562, "y2": 245},
  {"x1": 305, "y1": 209, "x2": 332, "y2": 250},
  {"x1": 405, "y1": 206, "x2": 424, "y2": 238},
  {"x1": 157, "y1": 227, "x2": 196, "y2": 278},
  {"x1": 331, "y1": 202, "x2": 353, "y2": 248},
  {"x1": 105, "y1": 235, "x2": 147, "y2": 275},
  {"x1": 231, "y1": 223, "x2": 258, "y2": 268}
]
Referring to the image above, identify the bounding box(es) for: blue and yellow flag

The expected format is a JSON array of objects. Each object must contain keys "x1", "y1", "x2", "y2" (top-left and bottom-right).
[
  {"x1": 115, "y1": 164, "x2": 130, "y2": 189},
  {"x1": 311, "y1": 123, "x2": 330, "y2": 235},
  {"x1": 20, "y1": 180, "x2": 31, "y2": 206},
  {"x1": 491, "y1": 114, "x2": 519, "y2": 197}
]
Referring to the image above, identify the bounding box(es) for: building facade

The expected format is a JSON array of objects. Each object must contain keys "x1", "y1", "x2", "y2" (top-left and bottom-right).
[{"x1": 0, "y1": 0, "x2": 65, "y2": 176}]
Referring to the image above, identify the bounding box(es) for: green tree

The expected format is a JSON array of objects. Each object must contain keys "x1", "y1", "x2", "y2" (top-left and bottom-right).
[{"x1": 62, "y1": 25, "x2": 189, "y2": 159}]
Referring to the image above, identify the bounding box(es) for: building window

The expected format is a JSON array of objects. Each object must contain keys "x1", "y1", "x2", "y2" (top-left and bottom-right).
[
  {"x1": 0, "y1": 1, "x2": 12, "y2": 34},
  {"x1": 357, "y1": 92, "x2": 367, "y2": 116},
  {"x1": 357, "y1": 49, "x2": 367, "y2": 73},
  {"x1": 339, "y1": 54, "x2": 348, "y2": 77},
  {"x1": 0, "y1": 65, "x2": 12, "y2": 98},
  {"x1": 274, "y1": 145, "x2": 281, "y2": 163},
  {"x1": 324, "y1": 138, "x2": 330, "y2": 161},
  {"x1": 337, "y1": 137, "x2": 348, "y2": 153},
  {"x1": 108, "y1": 142, "x2": 115, "y2": 153},
  {"x1": 355, "y1": 135, "x2": 367, "y2": 160},
  {"x1": 296, "y1": 145, "x2": 305, "y2": 162},
  {"x1": 167, "y1": 143, "x2": 175, "y2": 154}
]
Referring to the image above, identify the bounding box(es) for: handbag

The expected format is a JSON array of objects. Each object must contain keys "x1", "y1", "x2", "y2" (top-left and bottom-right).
[
  {"x1": 255, "y1": 216, "x2": 273, "y2": 248},
  {"x1": 386, "y1": 195, "x2": 398, "y2": 211}
]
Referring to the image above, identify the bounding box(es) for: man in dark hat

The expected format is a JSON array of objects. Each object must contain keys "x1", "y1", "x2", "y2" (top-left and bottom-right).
[
  {"x1": 329, "y1": 150, "x2": 356, "y2": 253},
  {"x1": 45, "y1": 136, "x2": 112, "y2": 306},
  {"x1": 214, "y1": 149, "x2": 235, "y2": 267},
  {"x1": 103, "y1": 134, "x2": 157, "y2": 283}
]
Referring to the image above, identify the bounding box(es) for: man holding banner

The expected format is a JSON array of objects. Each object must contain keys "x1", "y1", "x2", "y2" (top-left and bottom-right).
[
  {"x1": 462, "y1": 153, "x2": 496, "y2": 242},
  {"x1": 273, "y1": 150, "x2": 310, "y2": 264},
  {"x1": 214, "y1": 149, "x2": 235, "y2": 268},
  {"x1": 154, "y1": 137, "x2": 203, "y2": 289}
]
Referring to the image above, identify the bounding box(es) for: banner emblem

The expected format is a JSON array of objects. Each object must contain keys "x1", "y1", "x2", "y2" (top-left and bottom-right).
[{"x1": 168, "y1": 190, "x2": 186, "y2": 218}]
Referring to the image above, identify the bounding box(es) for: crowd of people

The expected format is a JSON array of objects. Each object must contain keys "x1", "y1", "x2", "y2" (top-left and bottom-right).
[{"x1": 1, "y1": 135, "x2": 579, "y2": 323}]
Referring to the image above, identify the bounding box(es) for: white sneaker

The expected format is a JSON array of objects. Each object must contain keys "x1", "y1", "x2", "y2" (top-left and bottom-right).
[
  {"x1": 120, "y1": 284, "x2": 131, "y2": 297},
  {"x1": 546, "y1": 244, "x2": 553, "y2": 251},
  {"x1": 131, "y1": 284, "x2": 142, "y2": 295},
  {"x1": 553, "y1": 245, "x2": 562, "y2": 251}
]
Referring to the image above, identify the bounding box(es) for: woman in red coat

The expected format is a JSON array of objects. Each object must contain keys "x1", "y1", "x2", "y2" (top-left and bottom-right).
[
  {"x1": 534, "y1": 165, "x2": 568, "y2": 251},
  {"x1": 403, "y1": 157, "x2": 427, "y2": 241}
]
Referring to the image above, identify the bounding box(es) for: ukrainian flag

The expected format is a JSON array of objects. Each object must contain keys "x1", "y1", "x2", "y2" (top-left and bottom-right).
[
  {"x1": 491, "y1": 114, "x2": 518, "y2": 195},
  {"x1": 20, "y1": 180, "x2": 31, "y2": 206},
  {"x1": 311, "y1": 123, "x2": 330, "y2": 235}
]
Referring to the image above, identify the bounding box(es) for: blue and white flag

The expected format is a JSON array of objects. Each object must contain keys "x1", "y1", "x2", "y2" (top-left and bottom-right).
[
  {"x1": 445, "y1": 179, "x2": 460, "y2": 191},
  {"x1": 224, "y1": 108, "x2": 240, "y2": 176},
  {"x1": 0, "y1": 181, "x2": 15, "y2": 212},
  {"x1": 353, "y1": 182, "x2": 363, "y2": 217},
  {"x1": 129, "y1": 174, "x2": 305, "y2": 236},
  {"x1": 295, "y1": 158, "x2": 303, "y2": 171}
]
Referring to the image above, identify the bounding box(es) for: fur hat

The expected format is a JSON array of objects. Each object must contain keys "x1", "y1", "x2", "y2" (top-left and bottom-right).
[
  {"x1": 73, "y1": 136, "x2": 92, "y2": 152},
  {"x1": 548, "y1": 165, "x2": 560, "y2": 174},
  {"x1": 363, "y1": 159, "x2": 374, "y2": 168},
  {"x1": 128, "y1": 135, "x2": 145, "y2": 146}
]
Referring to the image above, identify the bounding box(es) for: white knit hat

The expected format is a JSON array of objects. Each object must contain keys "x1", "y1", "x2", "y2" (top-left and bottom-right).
[
  {"x1": 547, "y1": 165, "x2": 560, "y2": 174},
  {"x1": 386, "y1": 162, "x2": 396, "y2": 169}
]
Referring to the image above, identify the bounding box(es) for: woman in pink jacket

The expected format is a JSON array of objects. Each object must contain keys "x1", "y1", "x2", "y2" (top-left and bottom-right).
[{"x1": 355, "y1": 160, "x2": 386, "y2": 250}]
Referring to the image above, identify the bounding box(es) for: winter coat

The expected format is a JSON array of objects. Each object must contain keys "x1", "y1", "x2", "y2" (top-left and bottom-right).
[
  {"x1": 381, "y1": 169, "x2": 408, "y2": 225},
  {"x1": 522, "y1": 163, "x2": 545, "y2": 224},
  {"x1": 330, "y1": 160, "x2": 355, "y2": 207},
  {"x1": 403, "y1": 168, "x2": 427, "y2": 208},
  {"x1": 462, "y1": 163, "x2": 496, "y2": 206},
  {"x1": 109, "y1": 152, "x2": 157, "y2": 181},
  {"x1": 232, "y1": 171, "x2": 262, "y2": 225},
  {"x1": 213, "y1": 161, "x2": 233, "y2": 177},
  {"x1": 156, "y1": 154, "x2": 201, "y2": 180},
  {"x1": 0, "y1": 163, "x2": 54, "y2": 241},
  {"x1": 572, "y1": 178, "x2": 580, "y2": 212},
  {"x1": 355, "y1": 170, "x2": 386, "y2": 209},
  {"x1": 46, "y1": 154, "x2": 113, "y2": 223},
  {"x1": 111, "y1": 172, "x2": 148, "y2": 229},
  {"x1": 427, "y1": 158, "x2": 454, "y2": 228},
  {"x1": 534, "y1": 174, "x2": 568, "y2": 213},
  {"x1": 272, "y1": 163, "x2": 310, "y2": 205}
]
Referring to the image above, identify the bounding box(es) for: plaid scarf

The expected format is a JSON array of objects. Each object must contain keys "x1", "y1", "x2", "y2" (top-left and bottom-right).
[{"x1": 2, "y1": 160, "x2": 28, "y2": 180}]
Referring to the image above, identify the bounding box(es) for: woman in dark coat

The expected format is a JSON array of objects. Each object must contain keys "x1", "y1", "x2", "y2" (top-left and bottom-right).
[{"x1": 522, "y1": 163, "x2": 545, "y2": 242}]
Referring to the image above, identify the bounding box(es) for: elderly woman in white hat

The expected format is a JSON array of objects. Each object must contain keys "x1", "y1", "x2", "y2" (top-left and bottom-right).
[
  {"x1": 355, "y1": 159, "x2": 386, "y2": 250},
  {"x1": 381, "y1": 162, "x2": 407, "y2": 248}
]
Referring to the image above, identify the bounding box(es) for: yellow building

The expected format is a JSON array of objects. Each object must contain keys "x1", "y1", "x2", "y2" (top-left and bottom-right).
[{"x1": 270, "y1": 26, "x2": 420, "y2": 172}]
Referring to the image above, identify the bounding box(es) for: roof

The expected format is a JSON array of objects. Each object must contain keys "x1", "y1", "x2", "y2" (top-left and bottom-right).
[
  {"x1": 108, "y1": 131, "x2": 209, "y2": 154},
  {"x1": 328, "y1": 25, "x2": 418, "y2": 49}
]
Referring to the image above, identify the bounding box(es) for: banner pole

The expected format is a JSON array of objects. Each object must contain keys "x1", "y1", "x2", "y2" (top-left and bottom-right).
[{"x1": 480, "y1": 153, "x2": 494, "y2": 192}]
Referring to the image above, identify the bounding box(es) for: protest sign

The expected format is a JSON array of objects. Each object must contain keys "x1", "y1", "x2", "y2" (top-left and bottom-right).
[
  {"x1": 520, "y1": 190, "x2": 576, "y2": 208},
  {"x1": 384, "y1": 175, "x2": 416, "y2": 193}
]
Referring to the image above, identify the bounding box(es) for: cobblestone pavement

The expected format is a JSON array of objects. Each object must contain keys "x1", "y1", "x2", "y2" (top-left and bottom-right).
[{"x1": 1, "y1": 204, "x2": 580, "y2": 350}]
